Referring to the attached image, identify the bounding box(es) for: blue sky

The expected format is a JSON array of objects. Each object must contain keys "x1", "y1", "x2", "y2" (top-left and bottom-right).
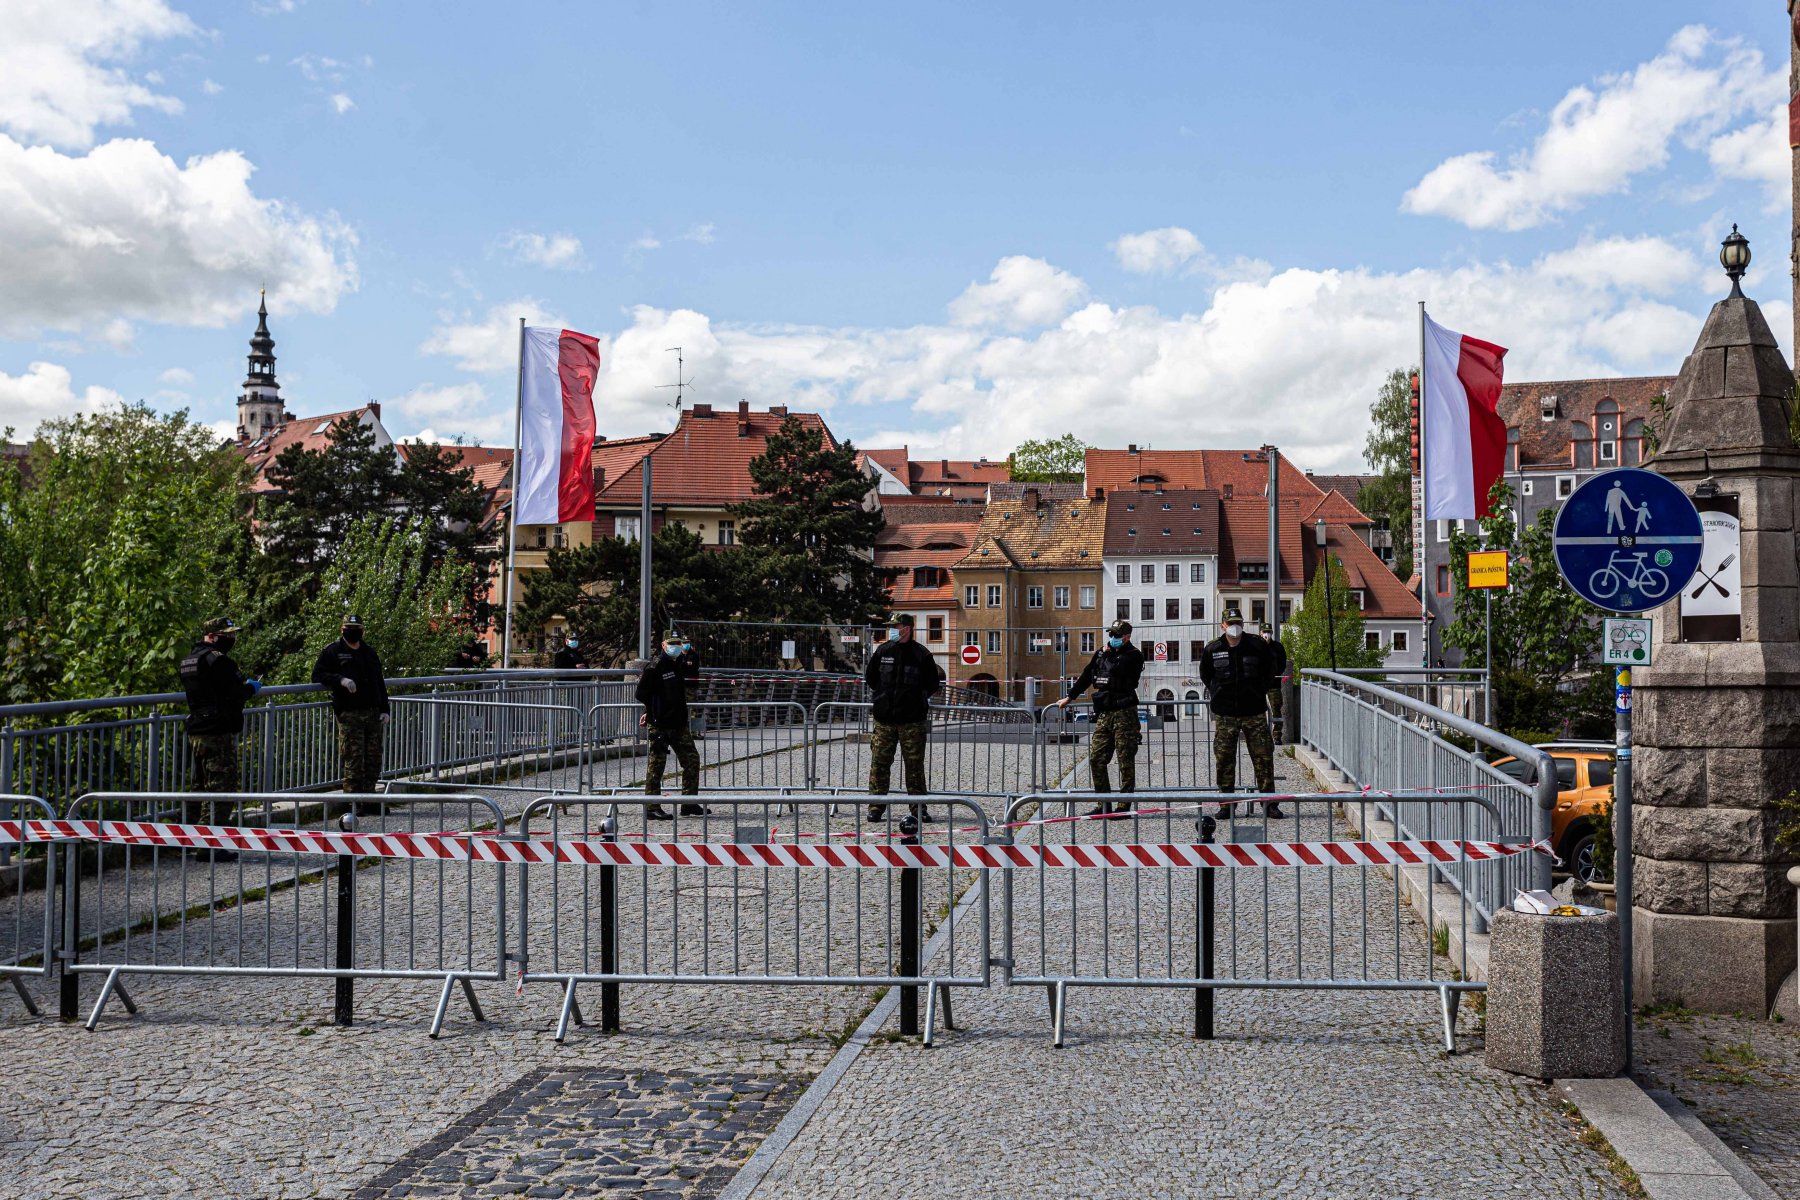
[{"x1": 0, "y1": 1, "x2": 1788, "y2": 472}]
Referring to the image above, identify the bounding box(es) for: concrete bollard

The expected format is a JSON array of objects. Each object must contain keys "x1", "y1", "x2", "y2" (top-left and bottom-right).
[{"x1": 1484, "y1": 907, "x2": 1625, "y2": 1080}]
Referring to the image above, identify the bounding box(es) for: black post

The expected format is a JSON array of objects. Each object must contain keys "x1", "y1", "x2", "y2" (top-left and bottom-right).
[
  {"x1": 59, "y1": 844, "x2": 79, "y2": 1021},
  {"x1": 1195, "y1": 814, "x2": 1216, "y2": 1040},
  {"x1": 899, "y1": 813, "x2": 920, "y2": 1036},
  {"x1": 601, "y1": 815, "x2": 620, "y2": 1032},
  {"x1": 333, "y1": 814, "x2": 355, "y2": 1026},
  {"x1": 1323, "y1": 556, "x2": 1338, "y2": 672}
]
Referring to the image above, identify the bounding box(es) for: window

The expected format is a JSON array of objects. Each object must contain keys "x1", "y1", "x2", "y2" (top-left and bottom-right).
[
  {"x1": 616, "y1": 515, "x2": 640, "y2": 543},
  {"x1": 963, "y1": 630, "x2": 979, "y2": 647},
  {"x1": 1556, "y1": 476, "x2": 1575, "y2": 499},
  {"x1": 1116, "y1": 564, "x2": 1130, "y2": 584},
  {"x1": 1165, "y1": 598, "x2": 1180, "y2": 620},
  {"x1": 1436, "y1": 566, "x2": 1451, "y2": 596},
  {"x1": 986, "y1": 631, "x2": 1001, "y2": 653},
  {"x1": 1190, "y1": 598, "x2": 1205, "y2": 620},
  {"x1": 1140, "y1": 564, "x2": 1155, "y2": 584},
  {"x1": 1599, "y1": 440, "x2": 1616, "y2": 463},
  {"x1": 551, "y1": 525, "x2": 567, "y2": 548},
  {"x1": 1166, "y1": 564, "x2": 1180, "y2": 583},
  {"x1": 1251, "y1": 600, "x2": 1267, "y2": 623},
  {"x1": 1239, "y1": 561, "x2": 1268, "y2": 582},
  {"x1": 1391, "y1": 631, "x2": 1409, "y2": 653},
  {"x1": 1189, "y1": 640, "x2": 1205, "y2": 660},
  {"x1": 1191, "y1": 562, "x2": 1207, "y2": 583},
  {"x1": 1116, "y1": 599, "x2": 1130, "y2": 620},
  {"x1": 1027, "y1": 635, "x2": 1043, "y2": 656},
  {"x1": 1140, "y1": 599, "x2": 1154, "y2": 620},
  {"x1": 1165, "y1": 640, "x2": 1180, "y2": 662},
  {"x1": 965, "y1": 585, "x2": 979, "y2": 607},
  {"x1": 913, "y1": 566, "x2": 942, "y2": 589},
  {"x1": 1053, "y1": 586, "x2": 1070, "y2": 609},
  {"x1": 1365, "y1": 631, "x2": 1382, "y2": 650},
  {"x1": 532, "y1": 526, "x2": 547, "y2": 548},
  {"x1": 1521, "y1": 480, "x2": 1534, "y2": 496},
  {"x1": 1348, "y1": 589, "x2": 1365, "y2": 609},
  {"x1": 926, "y1": 616, "x2": 944, "y2": 642},
  {"x1": 1027, "y1": 586, "x2": 1044, "y2": 608},
  {"x1": 1054, "y1": 630, "x2": 1069, "y2": 653},
  {"x1": 1587, "y1": 759, "x2": 1615, "y2": 788},
  {"x1": 1080, "y1": 631, "x2": 1096, "y2": 654},
  {"x1": 987, "y1": 585, "x2": 1002, "y2": 607},
  {"x1": 717, "y1": 519, "x2": 736, "y2": 546},
  {"x1": 1436, "y1": 520, "x2": 1449, "y2": 542},
  {"x1": 1279, "y1": 600, "x2": 1292, "y2": 621},
  {"x1": 1552, "y1": 758, "x2": 1577, "y2": 789},
  {"x1": 1079, "y1": 585, "x2": 1096, "y2": 608}
]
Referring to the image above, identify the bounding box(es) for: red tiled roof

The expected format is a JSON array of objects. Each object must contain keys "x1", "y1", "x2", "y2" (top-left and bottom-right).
[
  {"x1": 861, "y1": 446, "x2": 1010, "y2": 499},
  {"x1": 1216, "y1": 497, "x2": 1305, "y2": 586},
  {"x1": 877, "y1": 503, "x2": 979, "y2": 605},
  {"x1": 1304, "y1": 473, "x2": 1379, "y2": 508},
  {"x1": 1499, "y1": 376, "x2": 1670, "y2": 470},
  {"x1": 591, "y1": 435, "x2": 661, "y2": 493},
  {"x1": 1315, "y1": 524, "x2": 1419, "y2": 619},
  {"x1": 1084, "y1": 448, "x2": 1344, "y2": 516},
  {"x1": 238, "y1": 405, "x2": 385, "y2": 491},
  {"x1": 955, "y1": 495, "x2": 1104, "y2": 570},
  {"x1": 596, "y1": 405, "x2": 836, "y2": 507},
  {"x1": 1300, "y1": 487, "x2": 1369, "y2": 527},
  {"x1": 1102, "y1": 489, "x2": 1221, "y2": 556}
]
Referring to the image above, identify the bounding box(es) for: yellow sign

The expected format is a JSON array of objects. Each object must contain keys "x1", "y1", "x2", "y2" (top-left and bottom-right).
[{"x1": 1467, "y1": 550, "x2": 1510, "y2": 589}]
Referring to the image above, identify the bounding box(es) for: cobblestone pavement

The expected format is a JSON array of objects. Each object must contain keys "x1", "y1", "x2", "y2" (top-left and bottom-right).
[
  {"x1": 1634, "y1": 1007, "x2": 1800, "y2": 1197},
  {"x1": 745, "y1": 749, "x2": 1630, "y2": 1200},
  {"x1": 353, "y1": 1068, "x2": 806, "y2": 1199}
]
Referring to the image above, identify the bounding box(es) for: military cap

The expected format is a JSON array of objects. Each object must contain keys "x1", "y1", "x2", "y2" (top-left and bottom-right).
[
  {"x1": 1106, "y1": 619, "x2": 1132, "y2": 637},
  {"x1": 342, "y1": 613, "x2": 365, "y2": 628},
  {"x1": 202, "y1": 616, "x2": 241, "y2": 635},
  {"x1": 890, "y1": 613, "x2": 916, "y2": 628},
  {"x1": 662, "y1": 628, "x2": 684, "y2": 642},
  {"x1": 1223, "y1": 607, "x2": 1245, "y2": 623}
]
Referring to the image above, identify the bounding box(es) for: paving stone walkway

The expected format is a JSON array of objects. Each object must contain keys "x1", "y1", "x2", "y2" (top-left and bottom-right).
[{"x1": 1634, "y1": 1007, "x2": 1800, "y2": 1197}]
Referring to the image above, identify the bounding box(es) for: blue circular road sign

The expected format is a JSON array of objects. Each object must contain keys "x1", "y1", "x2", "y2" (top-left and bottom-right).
[{"x1": 1552, "y1": 467, "x2": 1703, "y2": 612}]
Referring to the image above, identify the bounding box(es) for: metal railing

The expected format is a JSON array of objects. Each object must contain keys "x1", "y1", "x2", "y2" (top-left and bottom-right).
[
  {"x1": 1037, "y1": 700, "x2": 1253, "y2": 793},
  {"x1": 585, "y1": 701, "x2": 812, "y2": 794},
  {"x1": 810, "y1": 702, "x2": 1040, "y2": 797},
  {"x1": 1299, "y1": 669, "x2": 1556, "y2": 923},
  {"x1": 1329, "y1": 667, "x2": 1490, "y2": 727},
  {"x1": 0, "y1": 794, "x2": 57, "y2": 1014}
]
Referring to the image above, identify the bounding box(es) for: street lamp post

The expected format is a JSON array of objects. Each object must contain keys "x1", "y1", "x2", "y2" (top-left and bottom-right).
[{"x1": 1314, "y1": 519, "x2": 1337, "y2": 671}]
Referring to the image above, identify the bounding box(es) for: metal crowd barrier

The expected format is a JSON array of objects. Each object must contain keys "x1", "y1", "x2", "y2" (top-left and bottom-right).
[
  {"x1": 999, "y1": 790, "x2": 1515, "y2": 1051},
  {"x1": 1037, "y1": 701, "x2": 1255, "y2": 793},
  {"x1": 584, "y1": 701, "x2": 812, "y2": 794},
  {"x1": 513, "y1": 795, "x2": 992, "y2": 1045},
  {"x1": 389, "y1": 696, "x2": 590, "y2": 796},
  {"x1": 0, "y1": 794, "x2": 57, "y2": 1014},
  {"x1": 59, "y1": 791, "x2": 508, "y2": 1036},
  {"x1": 809, "y1": 702, "x2": 1040, "y2": 797}
]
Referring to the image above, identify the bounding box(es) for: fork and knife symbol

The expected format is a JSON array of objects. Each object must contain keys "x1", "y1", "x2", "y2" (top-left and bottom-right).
[{"x1": 1689, "y1": 553, "x2": 1736, "y2": 599}]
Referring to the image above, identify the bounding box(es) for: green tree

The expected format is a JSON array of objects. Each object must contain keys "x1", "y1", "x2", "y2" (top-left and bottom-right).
[
  {"x1": 0, "y1": 404, "x2": 249, "y2": 703},
  {"x1": 729, "y1": 416, "x2": 891, "y2": 627},
  {"x1": 273, "y1": 516, "x2": 476, "y2": 682},
  {"x1": 1360, "y1": 368, "x2": 1415, "y2": 580},
  {"x1": 518, "y1": 524, "x2": 744, "y2": 664},
  {"x1": 1283, "y1": 556, "x2": 1384, "y2": 673},
  {"x1": 1009, "y1": 433, "x2": 1089, "y2": 482},
  {"x1": 1443, "y1": 482, "x2": 1608, "y2": 738}
]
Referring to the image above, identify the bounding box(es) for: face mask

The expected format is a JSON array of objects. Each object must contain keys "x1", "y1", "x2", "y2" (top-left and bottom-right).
[
  {"x1": 664, "y1": 645, "x2": 680, "y2": 657},
  {"x1": 681, "y1": 644, "x2": 692, "y2": 654},
  {"x1": 214, "y1": 634, "x2": 236, "y2": 653},
  {"x1": 886, "y1": 628, "x2": 899, "y2": 642},
  {"x1": 566, "y1": 638, "x2": 579, "y2": 650},
  {"x1": 1107, "y1": 636, "x2": 1123, "y2": 649},
  {"x1": 343, "y1": 628, "x2": 363, "y2": 644},
  {"x1": 1225, "y1": 624, "x2": 1243, "y2": 639}
]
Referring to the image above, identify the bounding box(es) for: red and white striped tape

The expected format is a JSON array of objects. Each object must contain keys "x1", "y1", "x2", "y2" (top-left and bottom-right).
[{"x1": 0, "y1": 819, "x2": 1547, "y2": 871}]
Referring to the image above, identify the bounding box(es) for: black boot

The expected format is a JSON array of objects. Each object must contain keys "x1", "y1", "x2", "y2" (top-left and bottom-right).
[
  {"x1": 868, "y1": 803, "x2": 889, "y2": 822},
  {"x1": 679, "y1": 802, "x2": 710, "y2": 816},
  {"x1": 645, "y1": 804, "x2": 674, "y2": 821},
  {"x1": 1266, "y1": 803, "x2": 1286, "y2": 819},
  {"x1": 1217, "y1": 802, "x2": 1235, "y2": 820},
  {"x1": 910, "y1": 803, "x2": 935, "y2": 823}
]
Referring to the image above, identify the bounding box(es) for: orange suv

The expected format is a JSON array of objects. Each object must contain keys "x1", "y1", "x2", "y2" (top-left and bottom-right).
[{"x1": 1489, "y1": 742, "x2": 1615, "y2": 883}]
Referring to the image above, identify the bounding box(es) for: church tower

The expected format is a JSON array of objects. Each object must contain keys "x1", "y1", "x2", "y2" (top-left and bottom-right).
[{"x1": 237, "y1": 291, "x2": 286, "y2": 439}]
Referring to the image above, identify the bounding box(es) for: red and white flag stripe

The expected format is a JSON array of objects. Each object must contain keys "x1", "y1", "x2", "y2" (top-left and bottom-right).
[
  {"x1": 515, "y1": 326, "x2": 600, "y2": 525},
  {"x1": 1422, "y1": 311, "x2": 1508, "y2": 520},
  {"x1": 0, "y1": 820, "x2": 1547, "y2": 870}
]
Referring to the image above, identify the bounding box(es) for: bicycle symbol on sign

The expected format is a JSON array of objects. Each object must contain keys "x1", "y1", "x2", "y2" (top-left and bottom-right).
[{"x1": 1588, "y1": 550, "x2": 1670, "y2": 602}]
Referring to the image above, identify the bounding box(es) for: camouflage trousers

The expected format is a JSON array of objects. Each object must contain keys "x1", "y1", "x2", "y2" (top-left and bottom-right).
[
  {"x1": 646, "y1": 726, "x2": 701, "y2": 795},
  {"x1": 1088, "y1": 707, "x2": 1141, "y2": 792},
  {"x1": 186, "y1": 733, "x2": 240, "y2": 824},
  {"x1": 1214, "y1": 712, "x2": 1275, "y2": 793},
  {"x1": 868, "y1": 720, "x2": 929, "y2": 796},
  {"x1": 337, "y1": 710, "x2": 386, "y2": 795}
]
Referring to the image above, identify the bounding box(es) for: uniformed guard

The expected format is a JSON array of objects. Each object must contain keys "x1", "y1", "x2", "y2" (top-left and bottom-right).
[
  {"x1": 1199, "y1": 608, "x2": 1285, "y2": 819},
  {"x1": 179, "y1": 617, "x2": 260, "y2": 844},
  {"x1": 637, "y1": 629, "x2": 707, "y2": 819},
  {"x1": 552, "y1": 635, "x2": 588, "y2": 671},
  {"x1": 311, "y1": 614, "x2": 390, "y2": 800},
  {"x1": 1056, "y1": 618, "x2": 1145, "y2": 815},
  {"x1": 864, "y1": 613, "x2": 943, "y2": 822},
  {"x1": 1260, "y1": 622, "x2": 1289, "y2": 743}
]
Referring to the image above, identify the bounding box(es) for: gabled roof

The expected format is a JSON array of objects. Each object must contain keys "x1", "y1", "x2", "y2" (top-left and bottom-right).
[
  {"x1": 1102, "y1": 488, "x2": 1221, "y2": 556},
  {"x1": 1084, "y1": 448, "x2": 1366, "y2": 523},
  {"x1": 955, "y1": 495, "x2": 1104, "y2": 570},
  {"x1": 988, "y1": 480, "x2": 1084, "y2": 503},
  {"x1": 877, "y1": 504, "x2": 981, "y2": 606},
  {"x1": 1499, "y1": 376, "x2": 1671, "y2": 470},
  {"x1": 596, "y1": 404, "x2": 836, "y2": 507},
  {"x1": 1300, "y1": 487, "x2": 1368, "y2": 528},
  {"x1": 590, "y1": 435, "x2": 662, "y2": 493},
  {"x1": 237, "y1": 404, "x2": 389, "y2": 492},
  {"x1": 1314, "y1": 524, "x2": 1419, "y2": 620},
  {"x1": 1304, "y1": 473, "x2": 1379, "y2": 509},
  {"x1": 859, "y1": 446, "x2": 1010, "y2": 499},
  {"x1": 1216, "y1": 497, "x2": 1305, "y2": 586}
]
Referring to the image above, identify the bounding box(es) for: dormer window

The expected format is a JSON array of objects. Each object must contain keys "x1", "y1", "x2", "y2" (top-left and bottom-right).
[{"x1": 1540, "y1": 395, "x2": 1560, "y2": 421}]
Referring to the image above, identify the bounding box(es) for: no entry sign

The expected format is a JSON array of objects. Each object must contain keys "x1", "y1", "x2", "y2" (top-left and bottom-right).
[{"x1": 960, "y1": 643, "x2": 982, "y2": 665}]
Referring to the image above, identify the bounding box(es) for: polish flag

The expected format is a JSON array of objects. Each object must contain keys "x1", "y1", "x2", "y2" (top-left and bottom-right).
[
  {"x1": 515, "y1": 327, "x2": 600, "y2": 525},
  {"x1": 1422, "y1": 313, "x2": 1508, "y2": 520}
]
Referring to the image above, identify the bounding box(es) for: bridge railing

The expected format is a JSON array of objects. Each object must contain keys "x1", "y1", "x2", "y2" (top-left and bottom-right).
[{"x1": 1299, "y1": 669, "x2": 1555, "y2": 924}]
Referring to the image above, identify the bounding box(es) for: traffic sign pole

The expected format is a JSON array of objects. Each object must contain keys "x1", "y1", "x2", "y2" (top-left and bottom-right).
[{"x1": 1615, "y1": 656, "x2": 1634, "y2": 1072}]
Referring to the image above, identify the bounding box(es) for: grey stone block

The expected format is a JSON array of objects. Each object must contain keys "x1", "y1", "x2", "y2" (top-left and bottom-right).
[
  {"x1": 1485, "y1": 907, "x2": 1625, "y2": 1080},
  {"x1": 1633, "y1": 907, "x2": 1800, "y2": 1014}
]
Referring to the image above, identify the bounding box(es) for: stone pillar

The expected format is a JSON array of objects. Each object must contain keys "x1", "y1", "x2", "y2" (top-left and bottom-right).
[{"x1": 1635, "y1": 278, "x2": 1800, "y2": 1016}]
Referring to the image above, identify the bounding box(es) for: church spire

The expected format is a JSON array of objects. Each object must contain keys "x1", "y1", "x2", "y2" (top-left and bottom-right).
[{"x1": 237, "y1": 290, "x2": 284, "y2": 440}]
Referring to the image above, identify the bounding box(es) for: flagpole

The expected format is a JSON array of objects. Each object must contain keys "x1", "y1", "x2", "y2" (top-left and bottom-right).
[
  {"x1": 501, "y1": 317, "x2": 525, "y2": 669},
  {"x1": 1418, "y1": 300, "x2": 1430, "y2": 670}
]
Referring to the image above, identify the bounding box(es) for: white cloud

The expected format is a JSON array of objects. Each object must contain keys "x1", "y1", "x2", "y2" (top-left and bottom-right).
[
  {"x1": 291, "y1": 54, "x2": 348, "y2": 84},
  {"x1": 1403, "y1": 26, "x2": 1782, "y2": 230},
  {"x1": 499, "y1": 230, "x2": 585, "y2": 270},
  {"x1": 629, "y1": 234, "x2": 661, "y2": 252},
  {"x1": 682, "y1": 222, "x2": 716, "y2": 245},
  {"x1": 0, "y1": 0, "x2": 197, "y2": 150},
  {"x1": 158, "y1": 365, "x2": 193, "y2": 384},
  {"x1": 0, "y1": 134, "x2": 359, "y2": 338},
  {"x1": 948, "y1": 255, "x2": 1087, "y2": 330},
  {"x1": 1708, "y1": 101, "x2": 1788, "y2": 211},
  {"x1": 390, "y1": 381, "x2": 508, "y2": 444},
  {"x1": 418, "y1": 299, "x2": 567, "y2": 373},
  {"x1": 1112, "y1": 227, "x2": 1206, "y2": 275},
  {"x1": 328, "y1": 93, "x2": 354, "y2": 115},
  {"x1": 0, "y1": 360, "x2": 124, "y2": 435},
  {"x1": 201, "y1": 78, "x2": 223, "y2": 95}
]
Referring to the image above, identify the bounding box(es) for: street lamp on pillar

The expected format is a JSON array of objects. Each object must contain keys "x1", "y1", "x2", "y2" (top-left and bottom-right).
[
  {"x1": 1720, "y1": 224, "x2": 1750, "y2": 299},
  {"x1": 1314, "y1": 518, "x2": 1337, "y2": 671}
]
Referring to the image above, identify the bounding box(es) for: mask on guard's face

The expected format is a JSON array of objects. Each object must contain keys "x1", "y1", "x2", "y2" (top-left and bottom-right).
[
  {"x1": 664, "y1": 644, "x2": 680, "y2": 657},
  {"x1": 886, "y1": 628, "x2": 900, "y2": 642},
  {"x1": 343, "y1": 627, "x2": 363, "y2": 643},
  {"x1": 1107, "y1": 636, "x2": 1123, "y2": 649},
  {"x1": 215, "y1": 634, "x2": 237, "y2": 653},
  {"x1": 566, "y1": 638, "x2": 579, "y2": 649},
  {"x1": 1225, "y1": 624, "x2": 1243, "y2": 638}
]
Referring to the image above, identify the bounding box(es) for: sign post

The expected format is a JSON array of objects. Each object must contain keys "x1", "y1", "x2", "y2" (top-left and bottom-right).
[
  {"x1": 1551, "y1": 467, "x2": 1703, "y2": 1072},
  {"x1": 1467, "y1": 547, "x2": 1509, "y2": 715}
]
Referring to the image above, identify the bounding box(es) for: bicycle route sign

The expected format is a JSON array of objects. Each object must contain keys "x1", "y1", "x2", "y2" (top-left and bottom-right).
[{"x1": 1552, "y1": 467, "x2": 1703, "y2": 613}]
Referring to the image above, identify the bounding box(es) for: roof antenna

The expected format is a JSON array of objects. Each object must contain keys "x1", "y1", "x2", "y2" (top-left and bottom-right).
[{"x1": 657, "y1": 347, "x2": 695, "y2": 412}]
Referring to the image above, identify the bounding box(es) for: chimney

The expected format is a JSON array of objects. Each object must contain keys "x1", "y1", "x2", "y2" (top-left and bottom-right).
[
  {"x1": 692, "y1": 403, "x2": 713, "y2": 417},
  {"x1": 738, "y1": 399, "x2": 750, "y2": 418},
  {"x1": 1223, "y1": 483, "x2": 1234, "y2": 499},
  {"x1": 1094, "y1": 486, "x2": 1105, "y2": 501},
  {"x1": 368, "y1": 401, "x2": 381, "y2": 419},
  {"x1": 1128, "y1": 443, "x2": 1138, "y2": 454},
  {"x1": 769, "y1": 404, "x2": 788, "y2": 417},
  {"x1": 1023, "y1": 486, "x2": 1041, "y2": 510},
  {"x1": 940, "y1": 458, "x2": 950, "y2": 475}
]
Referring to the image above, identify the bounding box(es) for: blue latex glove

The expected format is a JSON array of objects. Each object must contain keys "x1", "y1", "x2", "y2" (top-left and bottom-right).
[{"x1": 246, "y1": 678, "x2": 262, "y2": 696}]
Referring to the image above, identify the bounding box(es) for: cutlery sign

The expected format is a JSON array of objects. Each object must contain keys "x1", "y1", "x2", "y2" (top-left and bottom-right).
[{"x1": 1685, "y1": 511, "x2": 1742, "y2": 619}]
